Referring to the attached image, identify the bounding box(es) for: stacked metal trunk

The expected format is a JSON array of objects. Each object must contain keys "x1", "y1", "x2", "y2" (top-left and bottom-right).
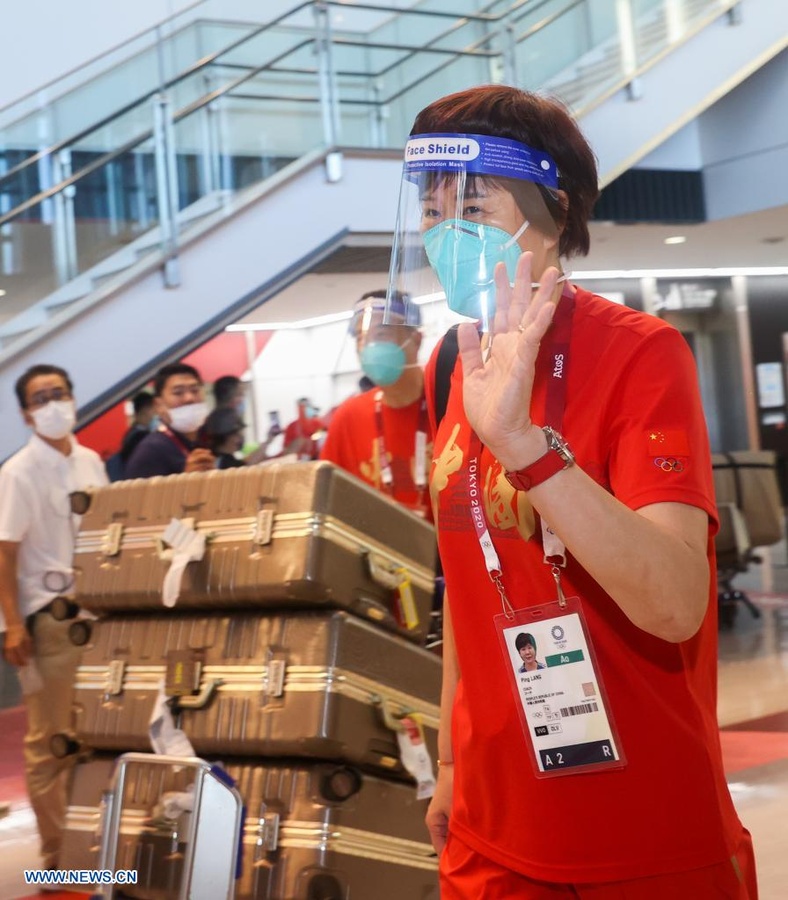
[{"x1": 58, "y1": 461, "x2": 441, "y2": 899}]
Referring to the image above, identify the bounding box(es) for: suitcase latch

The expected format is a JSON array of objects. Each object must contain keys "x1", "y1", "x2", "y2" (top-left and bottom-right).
[
  {"x1": 265, "y1": 658, "x2": 286, "y2": 699},
  {"x1": 164, "y1": 650, "x2": 202, "y2": 697},
  {"x1": 105, "y1": 659, "x2": 126, "y2": 696},
  {"x1": 253, "y1": 509, "x2": 274, "y2": 546},
  {"x1": 255, "y1": 807, "x2": 280, "y2": 853},
  {"x1": 102, "y1": 522, "x2": 124, "y2": 557}
]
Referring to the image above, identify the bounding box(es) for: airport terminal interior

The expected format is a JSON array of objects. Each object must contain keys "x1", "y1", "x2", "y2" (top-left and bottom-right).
[{"x1": 1, "y1": 0, "x2": 788, "y2": 897}]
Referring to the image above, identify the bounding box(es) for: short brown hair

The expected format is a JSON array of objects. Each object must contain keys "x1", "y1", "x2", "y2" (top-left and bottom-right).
[{"x1": 411, "y1": 85, "x2": 599, "y2": 258}]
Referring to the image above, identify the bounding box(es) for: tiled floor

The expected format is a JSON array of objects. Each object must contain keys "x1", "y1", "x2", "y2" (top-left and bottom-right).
[{"x1": 2, "y1": 582, "x2": 787, "y2": 898}]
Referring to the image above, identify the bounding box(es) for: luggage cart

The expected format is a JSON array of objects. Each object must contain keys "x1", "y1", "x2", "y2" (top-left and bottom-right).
[{"x1": 94, "y1": 753, "x2": 243, "y2": 900}]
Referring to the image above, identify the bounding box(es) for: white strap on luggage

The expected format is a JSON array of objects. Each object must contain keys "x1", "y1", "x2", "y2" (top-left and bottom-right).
[{"x1": 159, "y1": 517, "x2": 206, "y2": 607}]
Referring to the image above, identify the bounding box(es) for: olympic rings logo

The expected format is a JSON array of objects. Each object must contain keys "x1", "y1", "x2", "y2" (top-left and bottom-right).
[{"x1": 654, "y1": 456, "x2": 684, "y2": 472}]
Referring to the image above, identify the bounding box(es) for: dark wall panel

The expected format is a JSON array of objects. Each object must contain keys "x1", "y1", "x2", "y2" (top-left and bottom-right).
[{"x1": 746, "y1": 276, "x2": 788, "y2": 500}]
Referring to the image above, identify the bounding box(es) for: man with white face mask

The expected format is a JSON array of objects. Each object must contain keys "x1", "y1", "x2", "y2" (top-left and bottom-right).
[
  {"x1": 320, "y1": 290, "x2": 432, "y2": 519},
  {"x1": 0, "y1": 363, "x2": 108, "y2": 876},
  {"x1": 125, "y1": 362, "x2": 215, "y2": 478}
]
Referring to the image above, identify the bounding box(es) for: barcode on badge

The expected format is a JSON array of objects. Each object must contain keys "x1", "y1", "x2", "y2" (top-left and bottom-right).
[{"x1": 559, "y1": 701, "x2": 599, "y2": 717}]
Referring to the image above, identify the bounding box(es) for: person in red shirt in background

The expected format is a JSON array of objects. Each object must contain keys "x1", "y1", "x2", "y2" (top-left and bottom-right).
[
  {"x1": 281, "y1": 397, "x2": 326, "y2": 460},
  {"x1": 320, "y1": 290, "x2": 431, "y2": 520}
]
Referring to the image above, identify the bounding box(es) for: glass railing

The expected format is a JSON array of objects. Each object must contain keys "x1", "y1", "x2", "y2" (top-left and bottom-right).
[{"x1": 0, "y1": 0, "x2": 738, "y2": 346}]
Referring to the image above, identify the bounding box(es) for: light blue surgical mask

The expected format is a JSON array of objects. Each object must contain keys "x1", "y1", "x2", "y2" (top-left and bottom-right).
[
  {"x1": 423, "y1": 218, "x2": 529, "y2": 322},
  {"x1": 360, "y1": 342, "x2": 407, "y2": 386}
]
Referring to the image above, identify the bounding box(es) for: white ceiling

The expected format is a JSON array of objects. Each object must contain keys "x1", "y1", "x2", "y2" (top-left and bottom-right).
[
  {"x1": 232, "y1": 202, "x2": 788, "y2": 327},
  {"x1": 581, "y1": 204, "x2": 788, "y2": 270}
]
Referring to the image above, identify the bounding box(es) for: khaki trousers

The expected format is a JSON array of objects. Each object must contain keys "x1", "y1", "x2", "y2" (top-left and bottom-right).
[{"x1": 21, "y1": 612, "x2": 82, "y2": 870}]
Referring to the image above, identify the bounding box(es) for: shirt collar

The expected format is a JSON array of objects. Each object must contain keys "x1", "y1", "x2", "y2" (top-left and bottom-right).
[{"x1": 28, "y1": 431, "x2": 76, "y2": 464}]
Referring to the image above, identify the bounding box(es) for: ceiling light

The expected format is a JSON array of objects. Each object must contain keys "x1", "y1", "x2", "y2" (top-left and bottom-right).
[
  {"x1": 412, "y1": 290, "x2": 447, "y2": 306},
  {"x1": 0, "y1": 289, "x2": 5, "y2": 297},
  {"x1": 226, "y1": 310, "x2": 353, "y2": 332},
  {"x1": 664, "y1": 236, "x2": 687, "y2": 245},
  {"x1": 572, "y1": 266, "x2": 788, "y2": 280}
]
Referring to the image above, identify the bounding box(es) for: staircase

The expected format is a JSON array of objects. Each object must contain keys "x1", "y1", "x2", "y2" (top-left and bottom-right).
[{"x1": 0, "y1": 0, "x2": 785, "y2": 460}]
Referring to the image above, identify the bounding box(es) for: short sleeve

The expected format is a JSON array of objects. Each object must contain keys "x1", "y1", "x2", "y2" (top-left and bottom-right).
[
  {"x1": 0, "y1": 469, "x2": 32, "y2": 543},
  {"x1": 92, "y1": 455, "x2": 110, "y2": 488},
  {"x1": 605, "y1": 326, "x2": 717, "y2": 524},
  {"x1": 319, "y1": 407, "x2": 345, "y2": 465}
]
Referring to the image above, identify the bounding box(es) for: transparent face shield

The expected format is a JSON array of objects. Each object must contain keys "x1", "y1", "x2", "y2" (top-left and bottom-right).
[
  {"x1": 386, "y1": 132, "x2": 563, "y2": 332},
  {"x1": 349, "y1": 297, "x2": 422, "y2": 387}
]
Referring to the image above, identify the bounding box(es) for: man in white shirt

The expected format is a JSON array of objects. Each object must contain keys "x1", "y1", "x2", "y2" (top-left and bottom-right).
[{"x1": 0, "y1": 363, "x2": 108, "y2": 874}]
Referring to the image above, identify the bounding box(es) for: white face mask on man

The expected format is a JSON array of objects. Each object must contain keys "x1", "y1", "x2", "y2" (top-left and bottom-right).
[
  {"x1": 30, "y1": 400, "x2": 76, "y2": 440},
  {"x1": 168, "y1": 401, "x2": 209, "y2": 434}
]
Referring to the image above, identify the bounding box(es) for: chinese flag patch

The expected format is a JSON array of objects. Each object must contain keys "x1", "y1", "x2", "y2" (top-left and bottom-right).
[{"x1": 646, "y1": 429, "x2": 690, "y2": 457}]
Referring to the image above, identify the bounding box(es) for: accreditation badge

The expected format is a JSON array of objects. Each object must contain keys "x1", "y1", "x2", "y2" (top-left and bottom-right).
[{"x1": 495, "y1": 596, "x2": 625, "y2": 777}]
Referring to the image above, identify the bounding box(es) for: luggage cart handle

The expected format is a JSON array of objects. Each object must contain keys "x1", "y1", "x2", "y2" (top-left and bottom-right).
[{"x1": 96, "y1": 788, "x2": 116, "y2": 875}]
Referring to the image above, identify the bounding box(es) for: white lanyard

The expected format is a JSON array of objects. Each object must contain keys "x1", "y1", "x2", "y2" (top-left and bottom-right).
[
  {"x1": 465, "y1": 291, "x2": 575, "y2": 616},
  {"x1": 374, "y1": 391, "x2": 429, "y2": 491}
]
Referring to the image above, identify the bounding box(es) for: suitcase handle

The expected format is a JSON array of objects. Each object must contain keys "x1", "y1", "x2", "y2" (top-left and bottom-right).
[
  {"x1": 364, "y1": 551, "x2": 405, "y2": 591},
  {"x1": 171, "y1": 678, "x2": 223, "y2": 710},
  {"x1": 364, "y1": 553, "x2": 420, "y2": 632},
  {"x1": 375, "y1": 696, "x2": 414, "y2": 733}
]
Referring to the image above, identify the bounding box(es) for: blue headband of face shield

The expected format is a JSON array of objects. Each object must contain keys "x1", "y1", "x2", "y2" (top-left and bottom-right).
[
  {"x1": 399, "y1": 132, "x2": 560, "y2": 326},
  {"x1": 403, "y1": 132, "x2": 559, "y2": 189},
  {"x1": 348, "y1": 296, "x2": 421, "y2": 334}
]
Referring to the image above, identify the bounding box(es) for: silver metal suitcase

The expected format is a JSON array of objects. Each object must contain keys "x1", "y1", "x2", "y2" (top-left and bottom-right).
[
  {"x1": 73, "y1": 462, "x2": 436, "y2": 644},
  {"x1": 65, "y1": 610, "x2": 440, "y2": 779},
  {"x1": 62, "y1": 754, "x2": 439, "y2": 900}
]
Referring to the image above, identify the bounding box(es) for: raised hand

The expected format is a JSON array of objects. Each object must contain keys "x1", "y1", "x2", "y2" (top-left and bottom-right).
[
  {"x1": 185, "y1": 448, "x2": 216, "y2": 473},
  {"x1": 457, "y1": 253, "x2": 561, "y2": 471}
]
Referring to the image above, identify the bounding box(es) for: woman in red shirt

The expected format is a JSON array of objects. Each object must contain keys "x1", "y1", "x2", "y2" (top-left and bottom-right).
[{"x1": 386, "y1": 84, "x2": 757, "y2": 899}]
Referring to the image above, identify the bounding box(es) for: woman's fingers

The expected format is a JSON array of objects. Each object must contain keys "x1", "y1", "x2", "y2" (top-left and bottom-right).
[
  {"x1": 491, "y1": 262, "x2": 512, "y2": 337},
  {"x1": 457, "y1": 321, "x2": 484, "y2": 379},
  {"x1": 508, "y1": 252, "x2": 534, "y2": 330},
  {"x1": 518, "y1": 266, "x2": 561, "y2": 334}
]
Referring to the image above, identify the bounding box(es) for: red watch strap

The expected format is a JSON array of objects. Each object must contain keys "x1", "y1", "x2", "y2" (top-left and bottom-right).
[{"x1": 504, "y1": 448, "x2": 568, "y2": 491}]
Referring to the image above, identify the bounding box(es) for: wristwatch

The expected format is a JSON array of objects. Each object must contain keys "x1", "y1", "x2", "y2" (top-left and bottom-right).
[{"x1": 504, "y1": 426, "x2": 575, "y2": 491}]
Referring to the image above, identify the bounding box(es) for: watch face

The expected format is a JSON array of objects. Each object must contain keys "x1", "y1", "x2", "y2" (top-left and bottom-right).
[{"x1": 544, "y1": 427, "x2": 574, "y2": 464}]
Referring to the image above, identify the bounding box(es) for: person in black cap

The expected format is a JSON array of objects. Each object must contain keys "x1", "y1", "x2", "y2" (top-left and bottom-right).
[{"x1": 201, "y1": 407, "x2": 246, "y2": 469}]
